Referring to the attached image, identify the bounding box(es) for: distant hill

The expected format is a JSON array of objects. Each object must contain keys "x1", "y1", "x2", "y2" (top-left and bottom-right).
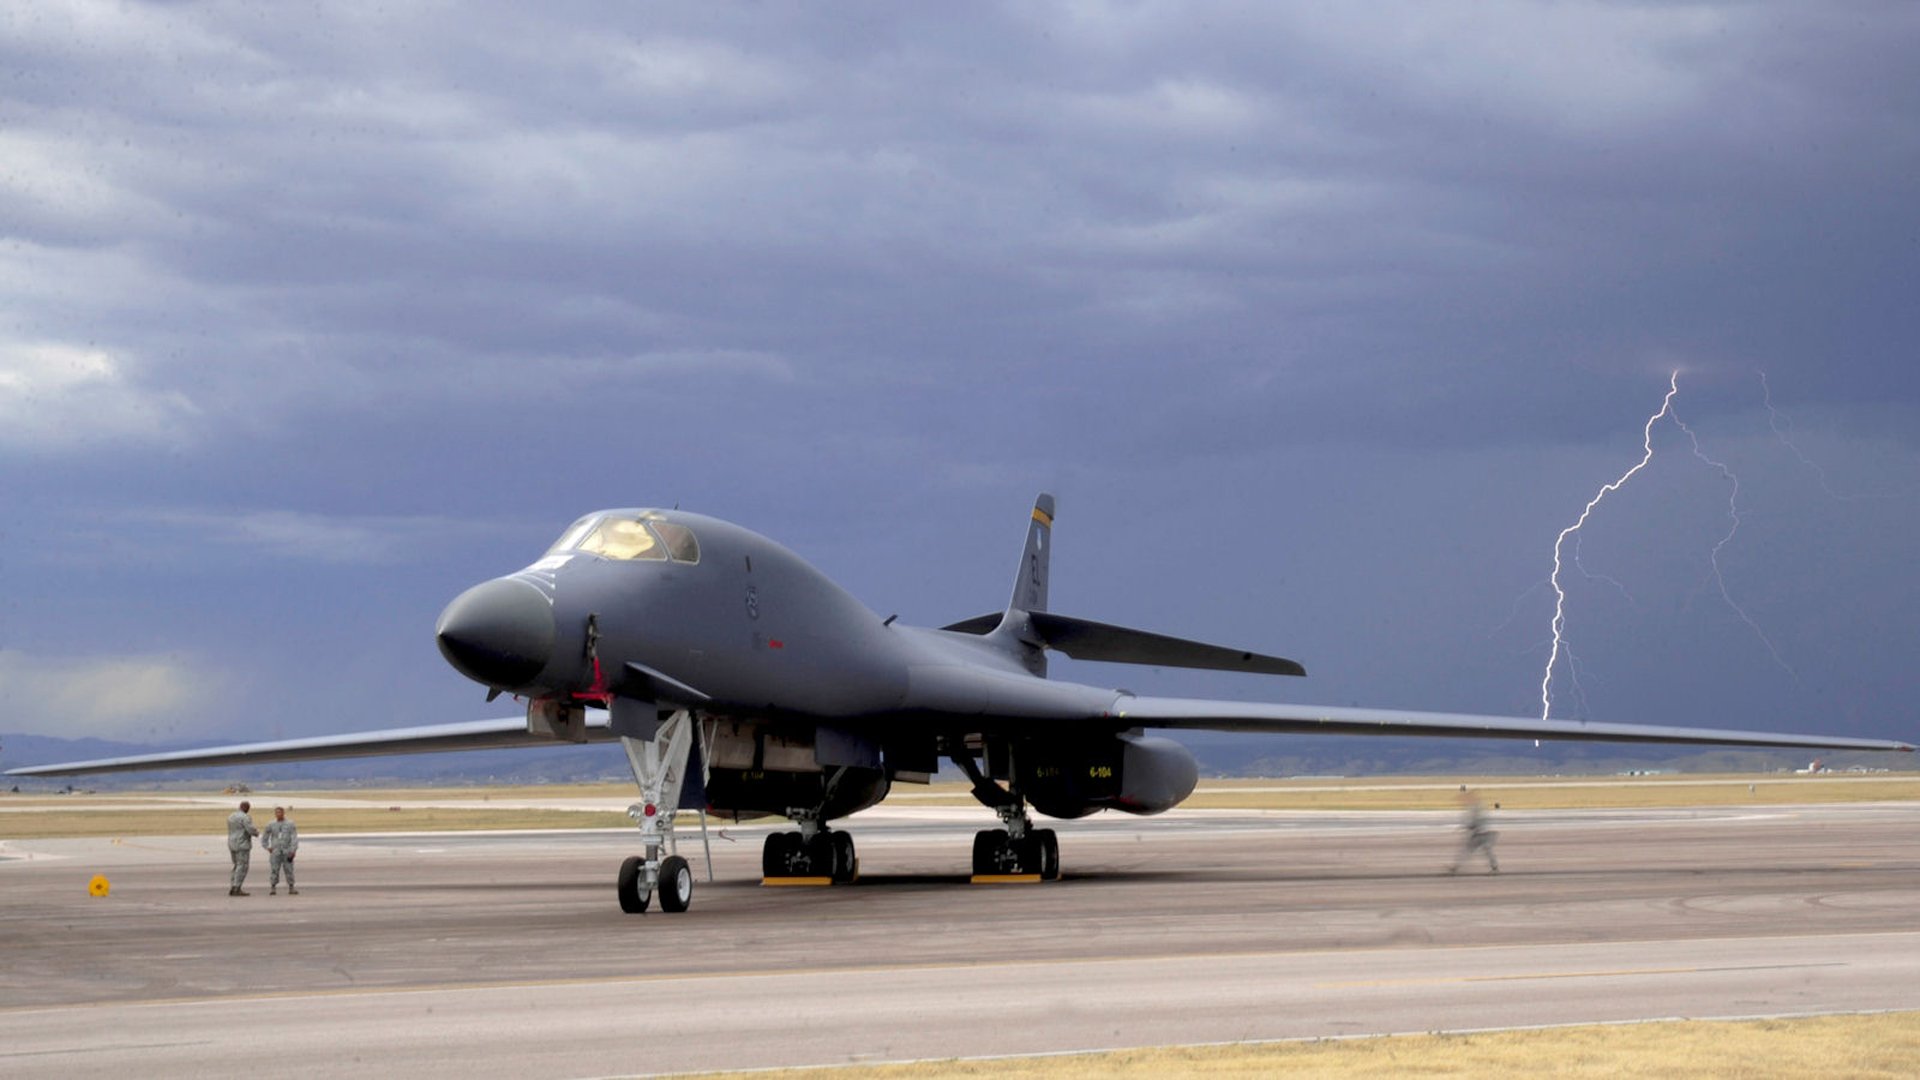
[{"x1": 5, "y1": 728, "x2": 1886, "y2": 792}]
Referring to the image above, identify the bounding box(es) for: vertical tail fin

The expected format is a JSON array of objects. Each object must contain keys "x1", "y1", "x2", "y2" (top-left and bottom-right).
[
  {"x1": 987, "y1": 493, "x2": 1055, "y2": 677},
  {"x1": 1008, "y1": 493, "x2": 1053, "y2": 614}
]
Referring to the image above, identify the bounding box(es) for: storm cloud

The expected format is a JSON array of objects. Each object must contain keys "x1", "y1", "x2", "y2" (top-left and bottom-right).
[{"x1": 3, "y1": 2, "x2": 1916, "y2": 750}]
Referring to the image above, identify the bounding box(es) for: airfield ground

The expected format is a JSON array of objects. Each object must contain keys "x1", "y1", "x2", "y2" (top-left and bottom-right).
[
  {"x1": 4, "y1": 772, "x2": 1917, "y2": 838},
  {"x1": 3, "y1": 775, "x2": 1917, "y2": 1077}
]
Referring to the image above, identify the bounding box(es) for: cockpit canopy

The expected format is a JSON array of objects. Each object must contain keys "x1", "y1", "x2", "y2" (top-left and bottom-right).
[{"x1": 547, "y1": 511, "x2": 700, "y2": 564}]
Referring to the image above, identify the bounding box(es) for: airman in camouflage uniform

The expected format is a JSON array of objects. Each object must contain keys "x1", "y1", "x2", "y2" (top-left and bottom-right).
[
  {"x1": 227, "y1": 801, "x2": 259, "y2": 895},
  {"x1": 1447, "y1": 790, "x2": 1498, "y2": 874},
  {"x1": 262, "y1": 806, "x2": 299, "y2": 895}
]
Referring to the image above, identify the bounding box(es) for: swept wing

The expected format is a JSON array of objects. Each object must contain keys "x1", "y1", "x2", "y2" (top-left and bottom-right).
[
  {"x1": 1114, "y1": 696, "x2": 1914, "y2": 752},
  {"x1": 7, "y1": 714, "x2": 615, "y2": 777},
  {"x1": 12, "y1": 696, "x2": 1909, "y2": 780}
]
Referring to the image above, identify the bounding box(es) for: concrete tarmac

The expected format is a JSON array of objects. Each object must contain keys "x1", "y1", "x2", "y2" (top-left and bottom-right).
[{"x1": 3, "y1": 802, "x2": 1918, "y2": 1077}]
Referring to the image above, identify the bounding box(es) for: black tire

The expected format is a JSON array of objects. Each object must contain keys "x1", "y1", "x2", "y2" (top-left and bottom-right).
[
  {"x1": 658, "y1": 855, "x2": 694, "y2": 913},
  {"x1": 830, "y1": 831, "x2": 857, "y2": 883},
  {"x1": 783, "y1": 831, "x2": 804, "y2": 874},
  {"x1": 971, "y1": 829, "x2": 1006, "y2": 876},
  {"x1": 1010, "y1": 834, "x2": 1038, "y2": 876},
  {"x1": 617, "y1": 855, "x2": 649, "y2": 914},
  {"x1": 1035, "y1": 828, "x2": 1060, "y2": 881},
  {"x1": 765, "y1": 831, "x2": 807, "y2": 877},
  {"x1": 798, "y1": 834, "x2": 829, "y2": 876},
  {"x1": 1036, "y1": 826, "x2": 1067, "y2": 880}
]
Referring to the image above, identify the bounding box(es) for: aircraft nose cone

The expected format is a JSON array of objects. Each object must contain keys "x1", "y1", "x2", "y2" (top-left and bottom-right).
[{"x1": 435, "y1": 577, "x2": 554, "y2": 690}]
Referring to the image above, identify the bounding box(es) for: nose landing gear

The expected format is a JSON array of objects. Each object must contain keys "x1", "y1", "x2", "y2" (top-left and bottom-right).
[
  {"x1": 617, "y1": 852, "x2": 694, "y2": 913},
  {"x1": 615, "y1": 708, "x2": 703, "y2": 913}
]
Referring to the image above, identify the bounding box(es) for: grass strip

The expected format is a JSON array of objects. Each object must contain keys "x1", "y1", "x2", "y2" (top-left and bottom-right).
[
  {"x1": 894, "y1": 774, "x2": 1920, "y2": 811},
  {"x1": 690, "y1": 1011, "x2": 1920, "y2": 1078}
]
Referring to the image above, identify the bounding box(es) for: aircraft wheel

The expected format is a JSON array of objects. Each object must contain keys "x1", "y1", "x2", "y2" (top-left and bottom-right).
[
  {"x1": 830, "y1": 831, "x2": 857, "y2": 883},
  {"x1": 1010, "y1": 834, "x2": 1038, "y2": 875},
  {"x1": 1034, "y1": 829, "x2": 1060, "y2": 881},
  {"x1": 617, "y1": 855, "x2": 649, "y2": 914},
  {"x1": 762, "y1": 832, "x2": 792, "y2": 877},
  {"x1": 971, "y1": 829, "x2": 1007, "y2": 876},
  {"x1": 800, "y1": 833, "x2": 833, "y2": 878},
  {"x1": 658, "y1": 855, "x2": 694, "y2": 913}
]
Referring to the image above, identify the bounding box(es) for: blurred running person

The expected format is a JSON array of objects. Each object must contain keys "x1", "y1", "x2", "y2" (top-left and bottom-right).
[{"x1": 1447, "y1": 791, "x2": 1498, "y2": 874}]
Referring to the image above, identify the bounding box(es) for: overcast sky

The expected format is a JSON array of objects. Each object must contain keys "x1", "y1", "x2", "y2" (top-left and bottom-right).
[{"x1": 3, "y1": 2, "x2": 1916, "y2": 753}]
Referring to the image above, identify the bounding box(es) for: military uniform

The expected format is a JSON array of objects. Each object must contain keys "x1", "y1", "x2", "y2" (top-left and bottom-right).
[
  {"x1": 263, "y1": 817, "x2": 299, "y2": 894},
  {"x1": 1449, "y1": 799, "x2": 1498, "y2": 874},
  {"x1": 227, "y1": 808, "x2": 259, "y2": 894}
]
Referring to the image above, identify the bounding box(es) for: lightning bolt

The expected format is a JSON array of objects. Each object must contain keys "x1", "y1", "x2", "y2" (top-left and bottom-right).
[
  {"x1": 1670, "y1": 400, "x2": 1798, "y2": 682},
  {"x1": 1759, "y1": 371, "x2": 1841, "y2": 497},
  {"x1": 1539, "y1": 371, "x2": 1800, "y2": 723},
  {"x1": 1540, "y1": 373, "x2": 1678, "y2": 721},
  {"x1": 1570, "y1": 530, "x2": 1639, "y2": 608},
  {"x1": 1760, "y1": 371, "x2": 1918, "y2": 501}
]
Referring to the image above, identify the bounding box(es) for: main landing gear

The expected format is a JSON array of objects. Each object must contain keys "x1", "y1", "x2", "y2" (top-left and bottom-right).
[
  {"x1": 761, "y1": 826, "x2": 858, "y2": 883},
  {"x1": 972, "y1": 805, "x2": 1060, "y2": 880},
  {"x1": 761, "y1": 765, "x2": 864, "y2": 884},
  {"x1": 615, "y1": 708, "x2": 701, "y2": 914},
  {"x1": 953, "y1": 746, "x2": 1061, "y2": 881}
]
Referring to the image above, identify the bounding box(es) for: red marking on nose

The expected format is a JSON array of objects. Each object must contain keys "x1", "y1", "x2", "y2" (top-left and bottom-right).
[
  {"x1": 769, "y1": 639, "x2": 785, "y2": 649},
  {"x1": 571, "y1": 655, "x2": 613, "y2": 703}
]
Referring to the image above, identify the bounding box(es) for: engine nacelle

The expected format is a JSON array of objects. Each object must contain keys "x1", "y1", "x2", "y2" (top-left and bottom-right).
[{"x1": 1022, "y1": 732, "x2": 1198, "y2": 819}]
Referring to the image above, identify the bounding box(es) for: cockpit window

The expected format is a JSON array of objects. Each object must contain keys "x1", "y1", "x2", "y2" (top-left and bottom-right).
[
  {"x1": 577, "y1": 516, "x2": 667, "y2": 560},
  {"x1": 545, "y1": 511, "x2": 700, "y2": 564},
  {"x1": 546, "y1": 515, "x2": 600, "y2": 556},
  {"x1": 651, "y1": 521, "x2": 700, "y2": 563}
]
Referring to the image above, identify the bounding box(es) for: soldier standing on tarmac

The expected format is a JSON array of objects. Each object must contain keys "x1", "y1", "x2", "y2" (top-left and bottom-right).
[
  {"x1": 227, "y1": 801, "x2": 259, "y2": 895},
  {"x1": 263, "y1": 806, "x2": 299, "y2": 895}
]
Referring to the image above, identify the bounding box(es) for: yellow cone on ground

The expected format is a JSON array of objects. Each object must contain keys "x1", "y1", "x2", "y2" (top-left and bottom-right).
[{"x1": 88, "y1": 875, "x2": 110, "y2": 897}]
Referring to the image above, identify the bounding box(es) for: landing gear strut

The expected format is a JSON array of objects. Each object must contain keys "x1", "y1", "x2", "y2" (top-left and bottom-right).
[
  {"x1": 953, "y1": 744, "x2": 1061, "y2": 880},
  {"x1": 616, "y1": 708, "x2": 699, "y2": 913}
]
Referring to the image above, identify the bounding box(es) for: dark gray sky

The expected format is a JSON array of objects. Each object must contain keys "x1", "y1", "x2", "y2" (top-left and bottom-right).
[{"x1": 3, "y1": 3, "x2": 1916, "y2": 748}]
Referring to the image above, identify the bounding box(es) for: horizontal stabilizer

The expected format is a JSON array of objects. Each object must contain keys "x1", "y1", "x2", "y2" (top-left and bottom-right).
[
  {"x1": 6, "y1": 713, "x2": 618, "y2": 777},
  {"x1": 939, "y1": 611, "x2": 1304, "y2": 677},
  {"x1": 1029, "y1": 612, "x2": 1305, "y2": 677},
  {"x1": 941, "y1": 612, "x2": 1002, "y2": 635}
]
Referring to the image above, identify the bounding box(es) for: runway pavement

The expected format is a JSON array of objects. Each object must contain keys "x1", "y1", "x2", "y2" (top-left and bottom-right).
[{"x1": 3, "y1": 802, "x2": 1917, "y2": 1077}]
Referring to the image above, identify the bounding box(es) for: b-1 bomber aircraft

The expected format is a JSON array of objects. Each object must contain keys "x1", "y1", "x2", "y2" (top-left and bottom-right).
[{"x1": 13, "y1": 494, "x2": 1911, "y2": 912}]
